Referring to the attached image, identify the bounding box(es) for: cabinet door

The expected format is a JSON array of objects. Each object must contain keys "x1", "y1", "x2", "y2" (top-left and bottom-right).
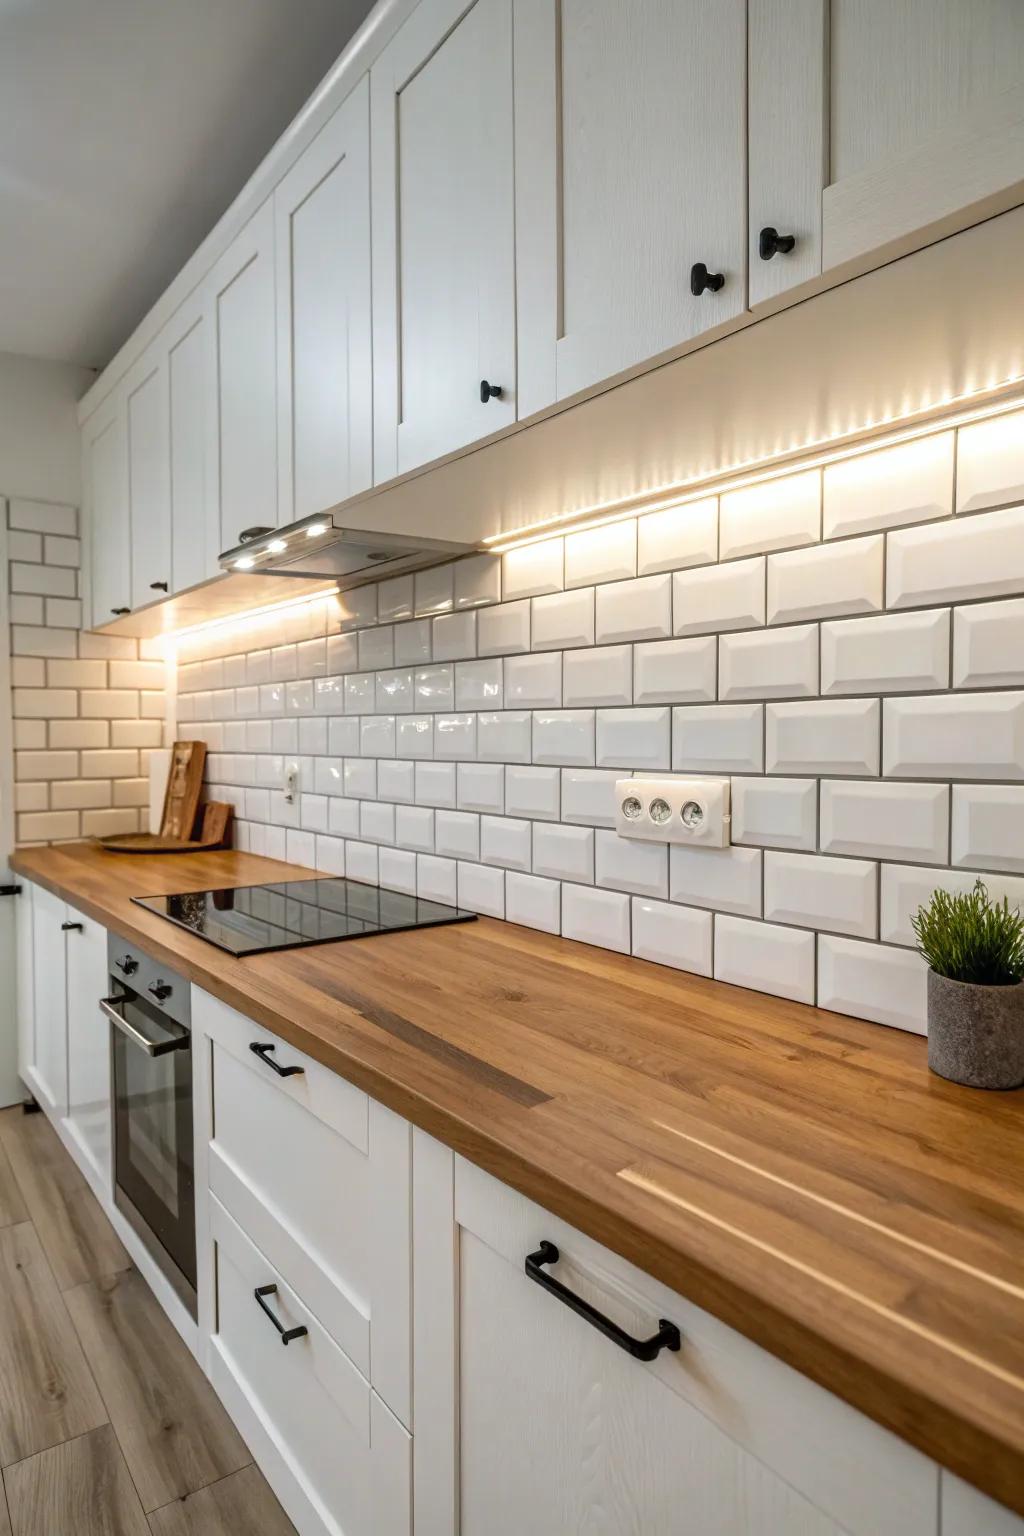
[
  {"x1": 205, "y1": 199, "x2": 277, "y2": 555},
  {"x1": 822, "y1": 1, "x2": 1024, "y2": 272},
  {"x1": 275, "y1": 77, "x2": 373, "y2": 525},
  {"x1": 84, "y1": 393, "x2": 131, "y2": 626},
  {"x1": 371, "y1": 0, "x2": 516, "y2": 479},
  {"x1": 14, "y1": 882, "x2": 34, "y2": 1101},
  {"x1": 165, "y1": 295, "x2": 213, "y2": 592},
  {"x1": 515, "y1": 0, "x2": 747, "y2": 415},
  {"x1": 126, "y1": 351, "x2": 171, "y2": 608},
  {"x1": 27, "y1": 884, "x2": 68, "y2": 1118},
  {"x1": 63, "y1": 905, "x2": 110, "y2": 1191},
  {"x1": 943, "y1": 1473, "x2": 1024, "y2": 1536}
]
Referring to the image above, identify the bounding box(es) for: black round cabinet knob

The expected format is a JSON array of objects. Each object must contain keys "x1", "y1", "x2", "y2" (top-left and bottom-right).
[
  {"x1": 690, "y1": 262, "x2": 725, "y2": 296},
  {"x1": 758, "y1": 226, "x2": 797, "y2": 261},
  {"x1": 479, "y1": 379, "x2": 503, "y2": 403}
]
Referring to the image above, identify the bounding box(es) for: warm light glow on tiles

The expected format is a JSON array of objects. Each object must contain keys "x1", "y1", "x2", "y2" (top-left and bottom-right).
[{"x1": 162, "y1": 584, "x2": 341, "y2": 654}]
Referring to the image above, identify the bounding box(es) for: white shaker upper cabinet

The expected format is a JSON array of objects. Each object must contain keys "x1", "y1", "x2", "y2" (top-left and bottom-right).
[
  {"x1": 205, "y1": 199, "x2": 277, "y2": 556},
  {"x1": 822, "y1": 0, "x2": 1024, "y2": 273},
  {"x1": 84, "y1": 390, "x2": 131, "y2": 627},
  {"x1": 515, "y1": 0, "x2": 747, "y2": 416},
  {"x1": 125, "y1": 348, "x2": 170, "y2": 609},
  {"x1": 371, "y1": 0, "x2": 516, "y2": 481},
  {"x1": 165, "y1": 294, "x2": 213, "y2": 592},
  {"x1": 275, "y1": 77, "x2": 373, "y2": 525}
]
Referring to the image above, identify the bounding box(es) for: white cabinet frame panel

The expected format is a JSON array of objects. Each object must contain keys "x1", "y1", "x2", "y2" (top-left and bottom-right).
[
  {"x1": 125, "y1": 350, "x2": 171, "y2": 609},
  {"x1": 84, "y1": 389, "x2": 131, "y2": 627},
  {"x1": 164, "y1": 292, "x2": 215, "y2": 592}
]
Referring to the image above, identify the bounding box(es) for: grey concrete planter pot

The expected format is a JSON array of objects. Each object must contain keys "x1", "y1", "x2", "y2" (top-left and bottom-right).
[{"x1": 927, "y1": 970, "x2": 1024, "y2": 1090}]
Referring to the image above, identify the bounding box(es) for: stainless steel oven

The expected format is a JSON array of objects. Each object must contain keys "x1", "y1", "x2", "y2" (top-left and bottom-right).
[{"x1": 104, "y1": 938, "x2": 196, "y2": 1318}]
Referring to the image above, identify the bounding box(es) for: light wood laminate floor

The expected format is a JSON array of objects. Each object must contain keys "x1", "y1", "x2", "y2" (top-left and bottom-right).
[{"x1": 0, "y1": 1107, "x2": 296, "y2": 1536}]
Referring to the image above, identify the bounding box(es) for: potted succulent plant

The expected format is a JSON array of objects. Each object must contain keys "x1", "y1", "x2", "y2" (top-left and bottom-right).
[{"x1": 913, "y1": 879, "x2": 1024, "y2": 1090}]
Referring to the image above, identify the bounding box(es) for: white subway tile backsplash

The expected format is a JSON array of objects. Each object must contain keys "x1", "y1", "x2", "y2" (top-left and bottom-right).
[
  {"x1": 565, "y1": 521, "x2": 636, "y2": 588},
  {"x1": 455, "y1": 659, "x2": 503, "y2": 711},
  {"x1": 314, "y1": 676, "x2": 346, "y2": 714},
  {"x1": 457, "y1": 762, "x2": 505, "y2": 814},
  {"x1": 315, "y1": 835, "x2": 347, "y2": 876},
  {"x1": 434, "y1": 713, "x2": 476, "y2": 760},
  {"x1": 502, "y1": 539, "x2": 563, "y2": 601},
  {"x1": 435, "y1": 809, "x2": 480, "y2": 860},
  {"x1": 820, "y1": 780, "x2": 949, "y2": 864},
  {"x1": 532, "y1": 588, "x2": 595, "y2": 651},
  {"x1": 673, "y1": 558, "x2": 764, "y2": 637},
  {"x1": 379, "y1": 847, "x2": 417, "y2": 893},
  {"x1": 378, "y1": 759, "x2": 415, "y2": 803},
  {"x1": 506, "y1": 872, "x2": 561, "y2": 934},
  {"x1": 396, "y1": 804, "x2": 435, "y2": 852},
  {"x1": 955, "y1": 407, "x2": 1024, "y2": 513},
  {"x1": 952, "y1": 599, "x2": 1024, "y2": 688},
  {"x1": 480, "y1": 816, "x2": 531, "y2": 871},
  {"x1": 414, "y1": 565, "x2": 454, "y2": 618},
  {"x1": 394, "y1": 619, "x2": 432, "y2": 666},
  {"x1": 432, "y1": 610, "x2": 476, "y2": 661},
  {"x1": 731, "y1": 777, "x2": 816, "y2": 851},
  {"x1": 673, "y1": 703, "x2": 763, "y2": 774},
  {"x1": 766, "y1": 699, "x2": 879, "y2": 776},
  {"x1": 636, "y1": 497, "x2": 718, "y2": 576},
  {"x1": 719, "y1": 469, "x2": 821, "y2": 559},
  {"x1": 477, "y1": 711, "x2": 532, "y2": 763},
  {"x1": 298, "y1": 717, "x2": 327, "y2": 756},
  {"x1": 821, "y1": 609, "x2": 949, "y2": 695},
  {"x1": 396, "y1": 714, "x2": 434, "y2": 759},
  {"x1": 505, "y1": 651, "x2": 562, "y2": 709},
  {"x1": 880, "y1": 864, "x2": 1024, "y2": 947},
  {"x1": 764, "y1": 851, "x2": 876, "y2": 938},
  {"x1": 718, "y1": 624, "x2": 818, "y2": 701},
  {"x1": 596, "y1": 707, "x2": 670, "y2": 770},
  {"x1": 595, "y1": 831, "x2": 668, "y2": 899},
  {"x1": 767, "y1": 535, "x2": 883, "y2": 625},
  {"x1": 633, "y1": 637, "x2": 716, "y2": 704},
  {"x1": 883, "y1": 692, "x2": 1024, "y2": 779},
  {"x1": 823, "y1": 432, "x2": 953, "y2": 538},
  {"x1": 415, "y1": 761, "x2": 456, "y2": 808},
  {"x1": 595, "y1": 573, "x2": 672, "y2": 643},
  {"x1": 343, "y1": 758, "x2": 377, "y2": 798},
  {"x1": 562, "y1": 884, "x2": 630, "y2": 954},
  {"x1": 818, "y1": 937, "x2": 927, "y2": 1034},
  {"x1": 455, "y1": 553, "x2": 502, "y2": 610},
  {"x1": 378, "y1": 576, "x2": 414, "y2": 624},
  {"x1": 457, "y1": 861, "x2": 505, "y2": 917},
  {"x1": 563, "y1": 646, "x2": 632, "y2": 707},
  {"x1": 328, "y1": 717, "x2": 360, "y2": 755},
  {"x1": 478, "y1": 600, "x2": 531, "y2": 657},
  {"x1": 361, "y1": 716, "x2": 397, "y2": 759},
  {"x1": 631, "y1": 897, "x2": 712, "y2": 976},
  {"x1": 560, "y1": 768, "x2": 619, "y2": 826},
  {"x1": 951, "y1": 784, "x2": 1024, "y2": 873},
  {"x1": 670, "y1": 844, "x2": 762, "y2": 917},
  {"x1": 505, "y1": 765, "x2": 560, "y2": 820},
  {"x1": 415, "y1": 664, "x2": 454, "y2": 712},
  {"x1": 714, "y1": 916, "x2": 815, "y2": 1004},
  {"x1": 417, "y1": 855, "x2": 456, "y2": 904},
  {"x1": 533, "y1": 822, "x2": 594, "y2": 883},
  {"x1": 887, "y1": 505, "x2": 1024, "y2": 608}
]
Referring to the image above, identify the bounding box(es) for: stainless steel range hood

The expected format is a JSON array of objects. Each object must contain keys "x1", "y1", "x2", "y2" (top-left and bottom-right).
[{"x1": 218, "y1": 512, "x2": 472, "y2": 584}]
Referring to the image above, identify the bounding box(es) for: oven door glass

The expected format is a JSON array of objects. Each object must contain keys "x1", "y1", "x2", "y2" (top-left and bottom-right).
[{"x1": 110, "y1": 988, "x2": 196, "y2": 1299}]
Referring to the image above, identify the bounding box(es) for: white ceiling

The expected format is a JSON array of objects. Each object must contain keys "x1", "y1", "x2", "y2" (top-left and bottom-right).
[{"x1": 0, "y1": 0, "x2": 375, "y2": 370}]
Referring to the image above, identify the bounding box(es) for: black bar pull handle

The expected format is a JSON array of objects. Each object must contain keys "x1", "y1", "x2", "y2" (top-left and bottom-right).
[
  {"x1": 60, "y1": 921, "x2": 84, "y2": 932},
  {"x1": 254, "y1": 1284, "x2": 308, "y2": 1346},
  {"x1": 0, "y1": 885, "x2": 23, "y2": 897},
  {"x1": 525, "y1": 1241, "x2": 681, "y2": 1362},
  {"x1": 249, "y1": 1041, "x2": 304, "y2": 1078}
]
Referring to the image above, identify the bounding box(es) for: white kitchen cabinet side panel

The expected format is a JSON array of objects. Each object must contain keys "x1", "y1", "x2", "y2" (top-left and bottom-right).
[
  {"x1": 205, "y1": 199, "x2": 277, "y2": 555},
  {"x1": 126, "y1": 353, "x2": 171, "y2": 608},
  {"x1": 371, "y1": 0, "x2": 516, "y2": 480},
  {"x1": 748, "y1": 0, "x2": 827, "y2": 306},
  {"x1": 411, "y1": 1129, "x2": 458, "y2": 1534},
  {"x1": 63, "y1": 905, "x2": 111, "y2": 1191},
  {"x1": 14, "y1": 882, "x2": 35, "y2": 1100},
  {"x1": 165, "y1": 295, "x2": 214, "y2": 589},
  {"x1": 515, "y1": 0, "x2": 747, "y2": 414},
  {"x1": 942, "y1": 1471, "x2": 1024, "y2": 1535},
  {"x1": 276, "y1": 77, "x2": 373, "y2": 525},
  {"x1": 27, "y1": 884, "x2": 68, "y2": 1119},
  {"x1": 84, "y1": 393, "x2": 131, "y2": 626}
]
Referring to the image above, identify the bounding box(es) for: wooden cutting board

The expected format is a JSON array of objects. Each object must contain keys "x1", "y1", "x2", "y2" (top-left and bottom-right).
[
  {"x1": 95, "y1": 801, "x2": 233, "y2": 855},
  {"x1": 161, "y1": 740, "x2": 206, "y2": 840}
]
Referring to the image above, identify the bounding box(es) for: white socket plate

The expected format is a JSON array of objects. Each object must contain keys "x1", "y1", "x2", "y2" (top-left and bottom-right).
[{"x1": 615, "y1": 776, "x2": 731, "y2": 847}]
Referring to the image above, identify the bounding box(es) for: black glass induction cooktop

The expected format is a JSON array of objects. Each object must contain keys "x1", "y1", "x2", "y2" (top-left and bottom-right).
[{"x1": 133, "y1": 878, "x2": 477, "y2": 957}]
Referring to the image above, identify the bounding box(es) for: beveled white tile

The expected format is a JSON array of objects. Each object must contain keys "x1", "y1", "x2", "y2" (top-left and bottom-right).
[
  {"x1": 480, "y1": 815, "x2": 532, "y2": 870},
  {"x1": 396, "y1": 714, "x2": 434, "y2": 759},
  {"x1": 396, "y1": 804, "x2": 434, "y2": 852},
  {"x1": 327, "y1": 632, "x2": 359, "y2": 674},
  {"x1": 595, "y1": 573, "x2": 672, "y2": 644},
  {"x1": 296, "y1": 638, "x2": 327, "y2": 678},
  {"x1": 376, "y1": 669, "x2": 414, "y2": 714},
  {"x1": 271, "y1": 645, "x2": 298, "y2": 681},
  {"x1": 719, "y1": 625, "x2": 818, "y2": 700},
  {"x1": 561, "y1": 884, "x2": 630, "y2": 955},
  {"x1": 596, "y1": 707, "x2": 670, "y2": 770},
  {"x1": 477, "y1": 710, "x2": 532, "y2": 763},
  {"x1": 824, "y1": 432, "x2": 953, "y2": 538},
  {"x1": 673, "y1": 558, "x2": 765, "y2": 637},
  {"x1": 314, "y1": 834, "x2": 346, "y2": 877},
  {"x1": 955, "y1": 406, "x2": 1024, "y2": 513},
  {"x1": 636, "y1": 497, "x2": 718, "y2": 576},
  {"x1": 670, "y1": 844, "x2": 762, "y2": 916},
  {"x1": 435, "y1": 809, "x2": 481, "y2": 860},
  {"x1": 821, "y1": 609, "x2": 949, "y2": 695},
  {"x1": 432, "y1": 611, "x2": 477, "y2": 661},
  {"x1": 505, "y1": 651, "x2": 562, "y2": 709},
  {"x1": 715, "y1": 915, "x2": 815, "y2": 1004},
  {"x1": 764, "y1": 851, "x2": 876, "y2": 938},
  {"x1": 434, "y1": 712, "x2": 476, "y2": 760},
  {"x1": 378, "y1": 575, "x2": 414, "y2": 624},
  {"x1": 394, "y1": 619, "x2": 432, "y2": 667},
  {"x1": 457, "y1": 861, "x2": 505, "y2": 918},
  {"x1": 246, "y1": 650, "x2": 272, "y2": 685},
  {"x1": 631, "y1": 897, "x2": 712, "y2": 976},
  {"x1": 818, "y1": 937, "x2": 927, "y2": 1035},
  {"x1": 720, "y1": 469, "x2": 821, "y2": 560},
  {"x1": 533, "y1": 710, "x2": 595, "y2": 767},
  {"x1": 417, "y1": 854, "x2": 456, "y2": 905},
  {"x1": 595, "y1": 830, "x2": 668, "y2": 899},
  {"x1": 880, "y1": 863, "x2": 1024, "y2": 947},
  {"x1": 286, "y1": 679, "x2": 314, "y2": 714},
  {"x1": 360, "y1": 715, "x2": 396, "y2": 758},
  {"x1": 343, "y1": 758, "x2": 377, "y2": 798},
  {"x1": 672, "y1": 703, "x2": 763, "y2": 774},
  {"x1": 334, "y1": 587, "x2": 377, "y2": 632},
  {"x1": 379, "y1": 846, "x2": 417, "y2": 894},
  {"x1": 506, "y1": 872, "x2": 561, "y2": 934},
  {"x1": 314, "y1": 676, "x2": 346, "y2": 715},
  {"x1": 360, "y1": 800, "x2": 396, "y2": 844},
  {"x1": 633, "y1": 637, "x2": 716, "y2": 705},
  {"x1": 285, "y1": 829, "x2": 316, "y2": 868},
  {"x1": 532, "y1": 588, "x2": 595, "y2": 651},
  {"x1": 359, "y1": 626, "x2": 394, "y2": 672},
  {"x1": 767, "y1": 535, "x2": 883, "y2": 624},
  {"x1": 560, "y1": 768, "x2": 620, "y2": 827},
  {"x1": 820, "y1": 780, "x2": 949, "y2": 864},
  {"x1": 887, "y1": 505, "x2": 1024, "y2": 608},
  {"x1": 414, "y1": 664, "x2": 455, "y2": 712},
  {"x1": 344, "y1": 672, "x2": 375, "y2": 713},
  {"x1": 455, "y1": 553, "x2": 501, "y2": 610},
  {"x1": 414, "y1": 760, "x2": 456, "y2": 808},
  {"x1": 505, "y1": 765, "x2": 560, "y2": 820},
  {"x1": 502, "y1": 538, "x2": 563, "y2": 600},
  {"x1": 564, "y1": 520, "x2": 637, "y2": 589},
  {"x1": 457, "y1": 761, "x2": 505, "y2": 814},
  {"x1": 731, "y1": 777, "x2": 816, "y2": 851},
  {"x1": 952, "y1": 783, "x2": 1024, "y2": 873},
  {"x1": 328, "y1": 716, "x2": 360, "y2": 756},
  {"x1": 953, "y1": 599, "x2": 1024, "y2": 688},
  {"x1": 562, "y1": 645, "x2": 632, "y2": 707},
  {"x1": 455, "y1": 658, "x2": 503, "y2": 710},
  {"x1": 272, "y1": 718, "x2": 297, "y2": 755},
  {"x1": 477, "y1": 600, "x2": 530, "y2": 657},
  {"x1": 533, "y1": 822, "x2": 594, "y2": 882},
  {"x1": 298, "y1": 716, "x2": 327, "y2": 756},
  {"x1": 883, "y1": 692, "x2": 1024, "y2": 778},
  {"x1": 414, "y1": 565, "x2": 454, "y2": 618},
  {"x1": 766, "y1": 699, "x2": 879, "y2": 775},
  {"x1": 378, "y1": 758, "x2": 415, "y2": 803}
]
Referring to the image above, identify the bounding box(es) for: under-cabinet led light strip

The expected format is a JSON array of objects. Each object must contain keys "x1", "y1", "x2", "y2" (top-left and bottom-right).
[
  {"x1": 483, "y1": 374, "x2": 1024, "y2": 553},
  {"x1": 163, "y1": 584, "x2": 341, "y2": 651}
]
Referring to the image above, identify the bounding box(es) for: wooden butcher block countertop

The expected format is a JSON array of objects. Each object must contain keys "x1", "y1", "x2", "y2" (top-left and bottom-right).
[{"x1": 12, "y1": 842, "x2": 1024, "y2": 1514}]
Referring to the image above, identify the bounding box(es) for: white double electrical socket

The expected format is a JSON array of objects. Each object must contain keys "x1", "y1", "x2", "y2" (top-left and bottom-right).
[{"x1": 614, "y1": 776, "x2": 731, "y2": 847}]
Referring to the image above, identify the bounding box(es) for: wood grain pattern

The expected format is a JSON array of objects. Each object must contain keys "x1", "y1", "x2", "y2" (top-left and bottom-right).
[
  {"x1": 12, "y1": 842, "x2": 1024, "y2": 1514},
  {"x1": 0, "y1": 1221, "x2": 107, "y2": 1466},
  {"x1": 0, "y1": 1475, "x2": 10, "y2": 1536},
  {"x1": 147, "y1": 1465, "x2": 296, "y2": 1536},
  {"x1": 4, "y1": 1425, "x2": 148, "y2": 1536},
  {"x1": 0, "y1": 1143, "x2": 27, "y2": 1233},
  {"x1": 0, "y1": 1109, "x2": 130, "y2": 1291},
  {"x1": 64, "y1": 1269, "x2": 250, "y2": 1513}
]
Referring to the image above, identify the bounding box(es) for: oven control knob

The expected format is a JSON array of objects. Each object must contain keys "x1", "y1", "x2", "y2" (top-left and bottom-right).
[
  {"x1": 115, "y1": 955, "x2": 138, "y2": 977},
  {"x1": 148, "y1": 981, "x2": 173, "y2": 1002}
]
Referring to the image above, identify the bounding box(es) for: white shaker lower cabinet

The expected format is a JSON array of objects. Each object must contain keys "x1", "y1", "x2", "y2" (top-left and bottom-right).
[
  {"x1": 943, "y1": 1473, "x2": 1024, "y2": 1536},
  {"x1": 22, "y1": 883, "x2": 69, "y2": 1119},
  {"x1": 514, "y1": 0, "x2": 747, "y2": 415},
  {"x1": 14, "y1": 882, "x2": 34, "y2": 1108},
  {"x1": 371, "y1": 0, "x2": 516, "y2": 478},
  {"x1": 62, "y1": 904, "x2": 112, "y2": 1190},
  {"x1": 412, "y1": 1137, "x2": 941, "y2": 1536}
]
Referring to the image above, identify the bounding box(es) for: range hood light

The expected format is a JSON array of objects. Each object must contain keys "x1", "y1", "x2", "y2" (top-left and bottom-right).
[
  {"x1": 234, "y1": 555, "x2": 256, "y2": 570},
  {"x1": 267, "y1": 538, "x2": 288, "y2": 554},
  {"x1": 306, "y1": 522, "x2": 327, "y2": 538}
]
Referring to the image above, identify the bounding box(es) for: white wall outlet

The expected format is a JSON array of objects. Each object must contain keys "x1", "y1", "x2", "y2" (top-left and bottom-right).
[
  {"x1": 615, "y1": 776, "x2": 731, "y2": 847},
  {"x1": 283, "y1": 764, "x2": 299, "y2": 805}
]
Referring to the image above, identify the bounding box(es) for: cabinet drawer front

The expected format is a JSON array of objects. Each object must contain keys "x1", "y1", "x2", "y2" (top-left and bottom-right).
[
  {"x1": 455, "y1": 1155, "x2": 937, "y2": 1536},
  {"x1": 210, "y1": 1197, "x2": 410, "y2": 1536},
  {"x1": 63, "y1": 902, "x2": 111, "y2": 1190}
]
